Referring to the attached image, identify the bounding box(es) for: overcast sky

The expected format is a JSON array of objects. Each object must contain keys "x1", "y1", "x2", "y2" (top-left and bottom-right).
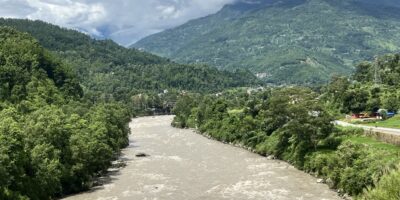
[{"x1": 0, "y1": 0, "x2": 236, "y2": 46}]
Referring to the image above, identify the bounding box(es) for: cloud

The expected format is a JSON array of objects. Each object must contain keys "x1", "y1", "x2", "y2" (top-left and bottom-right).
[
  {"x1": 0, "y1": 0, "x2": 237, "y2": 46},
  {"x1": 0, "y1": 0, "x2": 36, "y2": 18}
]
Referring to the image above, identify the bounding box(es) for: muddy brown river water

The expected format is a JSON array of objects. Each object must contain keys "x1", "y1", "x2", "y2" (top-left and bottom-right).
[{"x1": 63, "y1": 115, "x2": 341, "y2": 200}]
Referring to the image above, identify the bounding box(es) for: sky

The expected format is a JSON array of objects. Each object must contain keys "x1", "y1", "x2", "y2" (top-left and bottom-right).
[{"x1": 0, "y1": 0, "x2": 237, "y2": 46}]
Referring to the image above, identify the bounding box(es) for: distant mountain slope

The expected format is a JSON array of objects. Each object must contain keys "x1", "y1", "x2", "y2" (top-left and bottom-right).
[
  {"x1": 133, "y1": 0, "x2": 400, "y2": 84},
  {"x1": 0, "y1": 18, "x2": 257, "y2": 102}
]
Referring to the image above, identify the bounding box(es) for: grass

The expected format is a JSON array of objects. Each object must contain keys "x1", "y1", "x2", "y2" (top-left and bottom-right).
[
  {"x1": 363, "y1": 115, "x2": 400, "y2": 129},
  {"x1": 346, "y1": 135, "x2": 400, "y2": 154},
  {"x1": 345, "y1": 135, "x2": 400, "y2": 164}
]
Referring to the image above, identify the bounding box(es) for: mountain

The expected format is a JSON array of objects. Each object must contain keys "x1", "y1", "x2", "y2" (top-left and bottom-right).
[
  {"x1": 0, "y1": 18, "x2": 257, "y2": 102},
  {"x1": 133, "y1": 0, "x2": 400, "y2": 84}
]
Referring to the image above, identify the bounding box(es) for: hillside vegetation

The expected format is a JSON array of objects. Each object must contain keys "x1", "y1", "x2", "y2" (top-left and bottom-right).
[
  {"x1": 134, "y1": 0, "x2": 400, "y2": 84},
  {"x1": 0, "y1": 18, "x2": 257, "y2": 104},
  {"x1": 0, "y1": 27, "x2": 131, "y2": 200}
]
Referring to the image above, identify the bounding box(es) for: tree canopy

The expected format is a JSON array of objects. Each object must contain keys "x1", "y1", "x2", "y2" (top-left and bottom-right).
[{"x1": 0, "y1": 27, "x2": 131, "y2": 200}]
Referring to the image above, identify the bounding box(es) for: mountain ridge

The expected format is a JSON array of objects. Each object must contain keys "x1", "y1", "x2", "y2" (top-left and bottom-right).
[{"x1": 133, "y1": 0, "x2": 400, "y2": 84}]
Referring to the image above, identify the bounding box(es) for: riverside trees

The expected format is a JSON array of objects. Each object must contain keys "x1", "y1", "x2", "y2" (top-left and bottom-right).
[
  {"x1": 0, "y1": 27, "x2": 130, "y2": 199},
  {"x1": 172, "y1": 86, "x2": 400, "y2": 199},
  {"x1": 172, "y1": 87, "x2": 335, "y2": 167}
]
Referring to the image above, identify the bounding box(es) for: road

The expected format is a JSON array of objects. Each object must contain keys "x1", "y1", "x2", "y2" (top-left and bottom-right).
[
  {"x1": 335, "y1": 120, "x2": 400, "y2": 137},
  {"x1": 64, "y1": 116, "x2": 340, "y2": 200}
]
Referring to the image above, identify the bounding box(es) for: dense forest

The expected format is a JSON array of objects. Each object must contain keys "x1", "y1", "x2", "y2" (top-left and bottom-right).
[
  {"x1": 0, "y1": 18, "x2": 258, "y2": 106},
  {"x1": 134, "y1": 0, "x2": 400, "y2": 84},
  {"x1": 172, "y1": 54, "x2": 400, "y2": 199},
  {"x1": 0, "y1": 27, "x2": 131, "y2": 199}
]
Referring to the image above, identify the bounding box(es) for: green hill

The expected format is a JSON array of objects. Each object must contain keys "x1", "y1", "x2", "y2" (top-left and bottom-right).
[
  {"x1": 0, "y1": 18, "x2": 257, "y2": 102},
  {"x1": 133, "y1": 0, "x2": 400, "y2": 84}
]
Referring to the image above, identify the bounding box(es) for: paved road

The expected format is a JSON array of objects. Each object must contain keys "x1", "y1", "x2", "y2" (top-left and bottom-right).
[
  {"x1": 64, "y1": 116, "x2": 340, "y2": 200},
  {"x1": 335, "y1": 120, "x2": 400, "y2": 137}
]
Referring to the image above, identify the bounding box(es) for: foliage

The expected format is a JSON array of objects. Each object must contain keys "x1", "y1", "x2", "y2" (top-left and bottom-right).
[
  {"x1": 173, "y1": 87, "x2": 400, "y2": 198},
  {"x1": 354, "y1": 54, "x2": 400, "y2": 86},
  {"x1": 173, "y1": 87, "x2": 335, "y2": 166},
  {"x1": 0, "y1": 27, "x2": 82, "y2": 102},
  {"x1": 0, "y1": 27, "x2": 131, "y2": 199},
  {"x1": 0, "y1": 18, "x2": 258, "y2": 106},
  {"x1": 323, "y1": 53, "x2": 400, "y2": 114},
  {"x1": 359, "y1": 166, "x2": 400, "y2": 200}
]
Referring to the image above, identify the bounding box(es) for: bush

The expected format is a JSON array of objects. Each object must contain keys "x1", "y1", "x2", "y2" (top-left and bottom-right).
[{"x1": 359, "y1": 166, "x2": 400, "y2": 200}]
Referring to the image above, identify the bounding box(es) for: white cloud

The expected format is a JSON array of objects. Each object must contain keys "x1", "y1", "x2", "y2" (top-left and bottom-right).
[
  {"x1": 0, "y1": 0, "x2": 237, "y2": 46},
  {"x1": 0, "y1": 0, "x2": 35, "y2": 18}
]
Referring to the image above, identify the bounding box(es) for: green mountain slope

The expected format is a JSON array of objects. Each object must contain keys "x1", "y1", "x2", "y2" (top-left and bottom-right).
[
  {"x1": 0, "y1": 18, "x2": 257, "y2": 102},
  {"x1": 133, "y1": 0, "x2": 400, "y2": 84}
]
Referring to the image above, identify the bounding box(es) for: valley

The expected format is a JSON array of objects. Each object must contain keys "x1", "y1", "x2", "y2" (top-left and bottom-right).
[{"x1": 1, "y1": 1, "x2": 400, "y2": 200}]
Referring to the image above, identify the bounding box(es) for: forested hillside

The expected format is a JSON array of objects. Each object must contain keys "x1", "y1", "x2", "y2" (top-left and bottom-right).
[
  {"x1": 0, "y1": 27, "x2": 131, "y2": 199},
  {"x1": 134, "y1": 0, "x2": 400, "y2": 84},
  {"x1": 0, "y1": 18, "x2": 258, "y2": 104}
]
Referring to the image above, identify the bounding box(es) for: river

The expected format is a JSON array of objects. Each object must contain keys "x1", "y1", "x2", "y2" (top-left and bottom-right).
[{"x1": 63, "y1": 115, "x2": 341, "y2": 200}]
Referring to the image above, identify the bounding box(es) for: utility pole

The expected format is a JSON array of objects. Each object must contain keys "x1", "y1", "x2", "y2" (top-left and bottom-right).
[{"x1": 373, "y1": 56, "x2": 382, "y2": 86}]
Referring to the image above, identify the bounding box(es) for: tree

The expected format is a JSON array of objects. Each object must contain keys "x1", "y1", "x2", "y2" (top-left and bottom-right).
[
  {"x1": 172, "y1": 95, "x2": 198, "y2": 128},
  {"x1": 0, "y1": 27, "x2": 133, "y2": 199},
  {"x1": 381, "y1": 92, "x2": 399, "y2": 112},
  {"x1": 0, "y1": 108, "x2": 28, "y2": 199},
  {"x1": 342, "y1": 87, "x2": 369, "y2": 114},
  {"x1": 327, "y1": 75, "x2": 351, "y2": 101}
]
